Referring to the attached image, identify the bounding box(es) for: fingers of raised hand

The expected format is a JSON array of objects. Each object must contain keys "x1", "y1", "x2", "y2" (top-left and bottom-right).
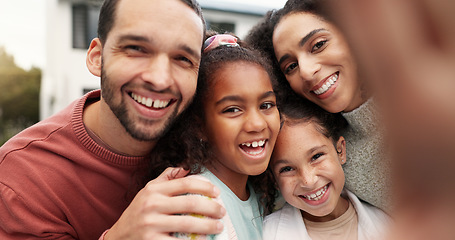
[
  {"x1": 145, "y1": 176, "x2": 220, "y2": 200},
  {"x1": 141, "y1": 191, "x2": 226, "y2": 220},
  {"x1": 142, "y1": 213, "x2": 224, "y2": 236}
]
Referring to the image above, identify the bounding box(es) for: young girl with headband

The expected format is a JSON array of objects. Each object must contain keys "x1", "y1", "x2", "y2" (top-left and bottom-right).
[{"x1": 147, "y1": 33, "x2": 281, "y2": 239}]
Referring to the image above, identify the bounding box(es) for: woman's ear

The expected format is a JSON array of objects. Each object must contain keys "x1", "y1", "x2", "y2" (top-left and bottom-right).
[
  {"x1": 86, "y1": 38, "x2": 103, "y2": 77},
  {"x1": 336, "y1": 136, "x2": 347, "y2": 165}
]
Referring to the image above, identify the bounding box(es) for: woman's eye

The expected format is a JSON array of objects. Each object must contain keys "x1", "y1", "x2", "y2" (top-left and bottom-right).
[
  {"x1": 284, "y1": 62, "x2": 298, "y2": 75},
  {"x1": 311, "y1": 153, "x2": 324, "y2": 161},
  {"x1": 279, "y1": 166, "x2": 293, "y2": 173},
  {"x1": 260, "y1": 102, "x2": 276, "y2": 110},
  {"x1": 311, "y1": 40, "x2": 327, "y2": 52}
]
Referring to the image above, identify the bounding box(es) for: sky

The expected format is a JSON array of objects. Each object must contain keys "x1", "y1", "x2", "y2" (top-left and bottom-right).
[{"x1": 0, "y1": 0, "x2": 286, "y2": 70}]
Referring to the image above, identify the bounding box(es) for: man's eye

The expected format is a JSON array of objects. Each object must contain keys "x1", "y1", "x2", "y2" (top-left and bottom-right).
[
  {"x1": 177, "y1": 56, "x2": 193, "y2": 65},
  {"x1": 125, "y1": 45, "x2": 143, "y2": 52}
]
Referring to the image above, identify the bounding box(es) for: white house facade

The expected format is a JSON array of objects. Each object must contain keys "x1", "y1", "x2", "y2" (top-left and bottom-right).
[{"x1": 40, "y1": 0, "x2": 273, "y2": 119}]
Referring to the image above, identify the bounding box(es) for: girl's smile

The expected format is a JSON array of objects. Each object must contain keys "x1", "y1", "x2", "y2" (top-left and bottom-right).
[
  {"x1": 203, "y1": 61, "x2": 280, "y2": 198},
  {"x1": 272, "y1": 121, "x2": 348, "y2": 221}
]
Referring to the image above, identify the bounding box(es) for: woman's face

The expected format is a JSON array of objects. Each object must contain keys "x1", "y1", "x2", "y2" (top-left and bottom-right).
[{"x1": 273, "y1": 12, "x2": 364, "y2": 113}]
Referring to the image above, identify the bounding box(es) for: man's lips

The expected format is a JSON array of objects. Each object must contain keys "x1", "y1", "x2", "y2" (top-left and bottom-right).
[{"x1": 130, "y1": 92, "x2": 173, "y2": 109}]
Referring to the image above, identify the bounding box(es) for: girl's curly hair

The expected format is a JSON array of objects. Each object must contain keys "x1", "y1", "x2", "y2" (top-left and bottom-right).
[{"x1": 145, "y1": 31, "x2": 280, "y2": 214}]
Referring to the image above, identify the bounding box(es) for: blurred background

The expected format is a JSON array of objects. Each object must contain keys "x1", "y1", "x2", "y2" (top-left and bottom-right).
[{"x1": 0, "y1": 0, "x2": 286, "y2": 145}]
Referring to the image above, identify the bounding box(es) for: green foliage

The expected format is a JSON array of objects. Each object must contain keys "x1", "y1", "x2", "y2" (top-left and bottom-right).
[{"x1": 0, "y1": 47, "x2": 41, "y2": 145}]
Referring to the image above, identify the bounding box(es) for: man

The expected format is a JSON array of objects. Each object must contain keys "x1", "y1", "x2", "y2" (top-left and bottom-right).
[{"x1": 0, "y1": 0, "x2": 225, "y2": 239}]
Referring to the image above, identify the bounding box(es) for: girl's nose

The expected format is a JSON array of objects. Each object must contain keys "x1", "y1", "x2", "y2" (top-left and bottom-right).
[{"x1": 244, "y1": 110, "x2": 267, "y2": 133}]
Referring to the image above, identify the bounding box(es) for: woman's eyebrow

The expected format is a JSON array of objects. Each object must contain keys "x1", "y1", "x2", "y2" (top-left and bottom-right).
[
  {"x1": 278, "y1": 28, "x2": 327, "y2": 66},
  {"x1": 299, "y1": 28, "x2": 327, "y2": 47}
]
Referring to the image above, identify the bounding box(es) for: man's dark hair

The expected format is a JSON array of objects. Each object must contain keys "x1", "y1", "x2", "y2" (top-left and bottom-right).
[{"x1": 97, "y1": 0, "x2": 206, "y2": 45}]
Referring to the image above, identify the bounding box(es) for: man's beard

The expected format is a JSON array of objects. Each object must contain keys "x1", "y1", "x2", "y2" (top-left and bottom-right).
[{"x1": 100, "y1": 66, "x2": 179, "y2": 142}]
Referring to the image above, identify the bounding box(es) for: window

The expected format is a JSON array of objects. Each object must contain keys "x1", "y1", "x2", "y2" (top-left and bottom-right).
[
  {"x1": 206, "y1": 21, "x2": 235, "y2": 34},
  {"x1": 72, "y1": 3, "x2": 100, "y2": 49}
]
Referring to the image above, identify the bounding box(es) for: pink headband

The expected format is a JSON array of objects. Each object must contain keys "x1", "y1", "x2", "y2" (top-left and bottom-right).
[{"x1": 203, "y1": 34, "x2": 239, "y2": 53}]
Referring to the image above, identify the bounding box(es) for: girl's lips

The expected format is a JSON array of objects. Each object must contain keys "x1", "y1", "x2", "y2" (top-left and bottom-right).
[
  {"x1": 300, "y1": 183, "x2": 330, "y2": 205},
  {"x1": 239, "y1": 139, "x2": 267, "y2": 156}
]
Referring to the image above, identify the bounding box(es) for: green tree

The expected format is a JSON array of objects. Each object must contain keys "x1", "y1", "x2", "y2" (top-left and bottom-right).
[{"x1": 0, "y1": 47, "x2": 41, "y2": 145}]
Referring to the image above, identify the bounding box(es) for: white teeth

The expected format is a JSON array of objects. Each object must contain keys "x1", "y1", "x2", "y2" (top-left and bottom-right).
[
  {"x1": 241, "y1": 140, "x2": 265, "y2": 148},
  {"x1": 313, "y1": 73, "x2": 338, "y2": 95},
  {"x1": 304, "y1": 185, "x2": 328, "y2": 201},
  {"x1": 131, "y1": 93, "x2": 170, "y2": 109}
]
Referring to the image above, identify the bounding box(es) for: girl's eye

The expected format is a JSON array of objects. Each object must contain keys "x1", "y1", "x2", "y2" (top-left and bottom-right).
[
  {"x1": 311, "y1": 40, "x2": 327, "y2": 52},
  {"x1": 260, "y1": 102, "x2": 276, "y2": 110},
  {"x1": 279, "y1": 166, "x2": 293, "y2": 173},
  {"x1": 284, "y1": 62, "x2": 298, "y2": 75},
  {"x1": 311, "y1": 153, "x2": 324, "y2": 161},
  {"x1": 222, "y1": 107, "x2": 240, "y2": 114}
]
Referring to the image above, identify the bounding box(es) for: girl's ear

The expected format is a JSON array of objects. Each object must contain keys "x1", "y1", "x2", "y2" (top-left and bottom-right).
[
  {"x1": 86, "y1": 38, "x2": 103, "y2": 77},
  {"x1": 336, "y1": 136, "x2": 347, "y2": 165}
]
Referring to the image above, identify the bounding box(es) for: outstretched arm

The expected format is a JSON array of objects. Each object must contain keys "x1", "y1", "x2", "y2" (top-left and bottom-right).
[{"x1": 332, "y1": 0, "x2": 455, "y2": 239}]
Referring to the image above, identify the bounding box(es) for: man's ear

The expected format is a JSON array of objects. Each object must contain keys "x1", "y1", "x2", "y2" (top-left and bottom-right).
[
  {"x1": 86, "y1": 38, "x2": 103, "y2": 77},
  {"x1": 336, "y1": 136, "x2": 347, "y2": 165}
]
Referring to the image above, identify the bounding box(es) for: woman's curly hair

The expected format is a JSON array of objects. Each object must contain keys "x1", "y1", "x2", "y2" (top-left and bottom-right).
[{"x1": 245, "y1": 0, "x2": 332, "y2": 104}]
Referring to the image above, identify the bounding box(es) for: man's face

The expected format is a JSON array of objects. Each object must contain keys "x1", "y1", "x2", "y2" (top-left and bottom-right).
[{"x1": 100, "y1": 0, "x2": 203, "y2": 141}]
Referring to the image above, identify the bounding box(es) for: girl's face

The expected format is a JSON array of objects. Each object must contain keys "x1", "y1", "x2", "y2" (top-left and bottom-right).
[
  {"x1": 271, "y1": 121, "x2": 347, "y2": 221},
  {"x1": 273, "y1": 12, "x2": 363, "y2": 113},
  {"x1": 203, "y1": 61, "x2": 280, "y2": 186}
]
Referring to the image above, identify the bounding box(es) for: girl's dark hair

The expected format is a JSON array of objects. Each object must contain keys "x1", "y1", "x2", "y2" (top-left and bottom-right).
[
  {"x1": 279, "y1": 91, "x2": 348, "y2": 141},
  {"x1": 245, "y1": 0, "x2": 331, "y2": 103},
  {"x1": 97, "y1": 0, "x2": 206, "y2": 45},
  {"x1": 263, "y1": 91, "x2": 348, "y2": 213},
  {"x1": 146, "y1": 32, "x2": 278, "y2": 213}
]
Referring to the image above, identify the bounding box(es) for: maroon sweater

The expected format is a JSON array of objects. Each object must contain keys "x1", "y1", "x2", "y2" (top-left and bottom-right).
[{"x1": 0, "y1": 90, "x2": 150, "y2": 239}]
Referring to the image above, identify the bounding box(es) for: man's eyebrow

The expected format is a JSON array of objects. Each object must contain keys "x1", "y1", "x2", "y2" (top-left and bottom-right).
[
  {"x1": 179, "y1": 44, "x2": 201, "y2": 60},
  {"x1": 116, "y1": 34, "x2": 201, "y2": 59},
  {"x1": 278, "y1": 28, "x2": 327, "y2": 66},
  {"x1": 117, "y1": 34, "x2": 149, "y2": 43}
]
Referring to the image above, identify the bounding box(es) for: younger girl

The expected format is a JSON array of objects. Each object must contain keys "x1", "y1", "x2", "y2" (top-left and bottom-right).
[
  {"x1": 148, "y1": 33, "x2": 281, "y2": 239},
  {"x1": 263, "y1": 93, "x2": 390, "y2": 240}
]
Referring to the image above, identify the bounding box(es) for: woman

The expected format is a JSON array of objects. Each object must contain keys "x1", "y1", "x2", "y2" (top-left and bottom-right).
[{"x1": 246, "y1": 0, "x2": 392, "y2": 212}]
